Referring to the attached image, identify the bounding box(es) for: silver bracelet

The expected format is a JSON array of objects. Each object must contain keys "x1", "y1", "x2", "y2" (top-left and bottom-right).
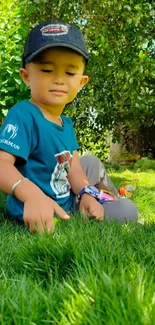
[{"x1": 11, "y1": 177, "x2": 28, "y2": 196}]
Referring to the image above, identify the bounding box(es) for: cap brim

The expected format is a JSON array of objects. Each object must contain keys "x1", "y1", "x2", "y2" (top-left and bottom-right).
[{"x1": 24, "y1": 43, "x2": 89, "y2": 64}]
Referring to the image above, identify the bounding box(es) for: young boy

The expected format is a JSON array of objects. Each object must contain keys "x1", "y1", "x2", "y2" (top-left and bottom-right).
[{"x1": 0, "y1": 20, "x2": 138, "y2": 232}]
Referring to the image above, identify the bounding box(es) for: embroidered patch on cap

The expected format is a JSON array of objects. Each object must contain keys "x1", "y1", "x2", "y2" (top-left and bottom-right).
[{"x1": 40, "y1": 24, "x2": 69, "y2": 36}]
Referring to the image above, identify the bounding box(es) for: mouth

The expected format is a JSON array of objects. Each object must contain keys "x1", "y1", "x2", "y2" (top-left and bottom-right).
[{"x1": 49, "y1": 90, "x2": 67, "y2": 94}]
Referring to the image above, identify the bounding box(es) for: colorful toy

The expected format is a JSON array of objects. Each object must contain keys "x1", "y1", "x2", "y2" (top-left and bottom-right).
[
  {"x1": 100, "y1": 190, "x2": 117, "y2": 201},
  {"x1": 118, "y1": 184, "x2": 136, "y2": 197},
  {"x1": 118, "y1": 186, "x2": 128, "y2": 196}
]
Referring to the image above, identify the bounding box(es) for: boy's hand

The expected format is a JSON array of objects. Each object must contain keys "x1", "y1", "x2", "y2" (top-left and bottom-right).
[
  {"x1": 79, "y1": 194, "x2": 104, "y2": 221},
  {"x1": 23, "y1": 194, "x2": 70, "y2": 233}
]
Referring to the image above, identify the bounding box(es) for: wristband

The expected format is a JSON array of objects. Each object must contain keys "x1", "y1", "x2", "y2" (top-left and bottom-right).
[
  {"x1": 78, "y1": 185, "x2": 105, "y2": 204},
  {"x1": 11, "y1": 177, "x2": 28, "y2": 196}
]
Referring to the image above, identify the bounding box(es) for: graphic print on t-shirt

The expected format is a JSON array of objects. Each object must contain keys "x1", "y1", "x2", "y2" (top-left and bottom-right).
[
  {"x1": 2, "y1": 124, "x2": 18, "y2": 140},
  {"x1": 50, "y1": 150, "x2": 72, "y2": 198}
]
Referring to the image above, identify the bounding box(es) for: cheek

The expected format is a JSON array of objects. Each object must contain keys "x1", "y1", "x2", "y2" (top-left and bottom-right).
[
  {"x1": 69, "y1": 78, "x2": 81, "y2": 92},
  {"x1": 31, "y1": 75, "x2": 46, "y2": 89},
  {"x1": 29, "y1": 69, "x2": 42, "y2": 81}
]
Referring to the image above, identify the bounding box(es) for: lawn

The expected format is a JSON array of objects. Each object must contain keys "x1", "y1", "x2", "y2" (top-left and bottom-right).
[{"x1": 0, "y1": 159, "x2": 155, "y2": 325}]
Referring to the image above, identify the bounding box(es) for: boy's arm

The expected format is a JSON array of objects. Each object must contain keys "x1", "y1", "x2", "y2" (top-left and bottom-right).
[
  {"x1": 67, "y1": 150, "x2": 90, "y2": 194},
  {"x1": 0, "y1": 150, "x2": 70, "y2": 232},
  {"x1": 68, "y1": 151, "x2": 104, "y2": 220},
  {"x1": 0, "y1": 151, "x2": 43, "y2": 200}
]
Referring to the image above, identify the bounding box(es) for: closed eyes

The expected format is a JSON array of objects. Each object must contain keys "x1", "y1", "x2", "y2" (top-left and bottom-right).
[
  {"x1": 41, "y1": 69, "x2": 53, "y2": 73},
  {"x1": 66, "y1": 72, "x2": 76, "y2": 76},
  {"x1": 41, "y1": 69, "x2": 75, "y2": 75}
]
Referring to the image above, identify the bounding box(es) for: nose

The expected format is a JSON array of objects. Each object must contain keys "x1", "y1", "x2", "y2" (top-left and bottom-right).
[{"x1": 52, "y1": 74, "x2": 65, "y2": 85}]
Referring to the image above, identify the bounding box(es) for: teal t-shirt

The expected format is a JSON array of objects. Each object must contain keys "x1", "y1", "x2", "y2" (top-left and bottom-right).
[{"x1": 0, "y1": 100, "x2": 79, "y2": 221}]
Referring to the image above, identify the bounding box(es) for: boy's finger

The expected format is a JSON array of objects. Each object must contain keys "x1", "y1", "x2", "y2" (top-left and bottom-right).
[
  {"x1": 45, "y1": 220, "x2": 54, "y2": 232},
  {"x1": 29, "y1": 221, "x2": 44, "y2": 233},
  {"x1": 54, "y1": 203, "x2": 70, "y2": 220},
  {"x1": 80, "y1": 205, "x2": 90, "y2": 218},
  {"x1": 80, "y1": 206, "x2": 87, "y2": 215}
]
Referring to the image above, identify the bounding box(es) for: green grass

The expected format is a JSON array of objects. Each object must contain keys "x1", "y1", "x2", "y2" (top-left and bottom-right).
[{"x1": 0, "y1": 160, "x2": 155, "y2": 325}]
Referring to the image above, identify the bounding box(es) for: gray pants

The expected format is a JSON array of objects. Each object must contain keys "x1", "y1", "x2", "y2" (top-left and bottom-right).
[{"x1": 73, "y1": 155, "x2": 138, "y2": 223}]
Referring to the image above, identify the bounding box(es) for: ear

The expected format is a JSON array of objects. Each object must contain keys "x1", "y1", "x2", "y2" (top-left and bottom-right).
[
  {"x1": 79, "y1": 75, "x2": 89, "y2": 90},
  {"x1": 19, "y1": 68, "x2": 30, "y2": 87}
]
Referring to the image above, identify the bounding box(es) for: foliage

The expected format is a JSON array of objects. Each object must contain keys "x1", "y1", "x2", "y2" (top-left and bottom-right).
[
  {"x1": 0, "y1": 0, "x2": 154, "y2": 152},
  {"x1": 0, "y1": 0, "x2": 29, "y2": 118},
  {"x1": 85, "y1": 0, "x2": 155, "y2": 129},
  {"x1": 134, "y1": 157, "x2": 155, "y2": 171},
  {"x1": 75, "y1": 123, "x2": 110, "y2": 160}
]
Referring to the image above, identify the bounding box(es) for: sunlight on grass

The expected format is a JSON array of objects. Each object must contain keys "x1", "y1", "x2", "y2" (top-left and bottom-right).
[
  {"x1": 0, "y1": 161, "x2": 155, "y2": 324},
  {"x1": 109, "y1": 166, "x2": 155, "y2": 223}
]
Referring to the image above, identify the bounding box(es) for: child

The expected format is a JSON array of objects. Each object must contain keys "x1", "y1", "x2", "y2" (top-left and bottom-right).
[{"x1": 0, "y1": 20, "x2": 138, "y2": 232}]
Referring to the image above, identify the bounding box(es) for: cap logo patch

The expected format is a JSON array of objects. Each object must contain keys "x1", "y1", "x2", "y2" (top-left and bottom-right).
[{"x1": 40, "y1": 24, "x2": 69, "y2": 36}]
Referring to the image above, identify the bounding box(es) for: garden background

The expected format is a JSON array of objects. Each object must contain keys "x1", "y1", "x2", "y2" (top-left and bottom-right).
[
  {"x1": 0, "y1": 0, "x2": 154, "y2": 159},
  {"x1": 0, "y1": 1, "x2": 155, "y2": 324}
]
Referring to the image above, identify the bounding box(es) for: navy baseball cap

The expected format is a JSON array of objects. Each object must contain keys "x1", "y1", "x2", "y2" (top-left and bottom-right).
[{"x1": 22, "y1": 20, "x2": 89, "y2": 67}]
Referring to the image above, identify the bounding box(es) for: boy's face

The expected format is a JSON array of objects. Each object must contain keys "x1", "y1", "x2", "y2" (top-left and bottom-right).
[{"x1": 20, "y1": 47, "x2": 89, "y2": 115}]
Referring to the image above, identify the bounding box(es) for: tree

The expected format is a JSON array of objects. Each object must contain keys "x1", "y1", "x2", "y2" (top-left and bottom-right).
[{"x1": 0, "y1": 0, "x2": 154, "y2": 156}]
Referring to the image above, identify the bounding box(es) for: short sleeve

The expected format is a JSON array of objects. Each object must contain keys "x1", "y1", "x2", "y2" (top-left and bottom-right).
[{"x1": 0, "y1": 104, "x2": 36, "y2": 163}]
